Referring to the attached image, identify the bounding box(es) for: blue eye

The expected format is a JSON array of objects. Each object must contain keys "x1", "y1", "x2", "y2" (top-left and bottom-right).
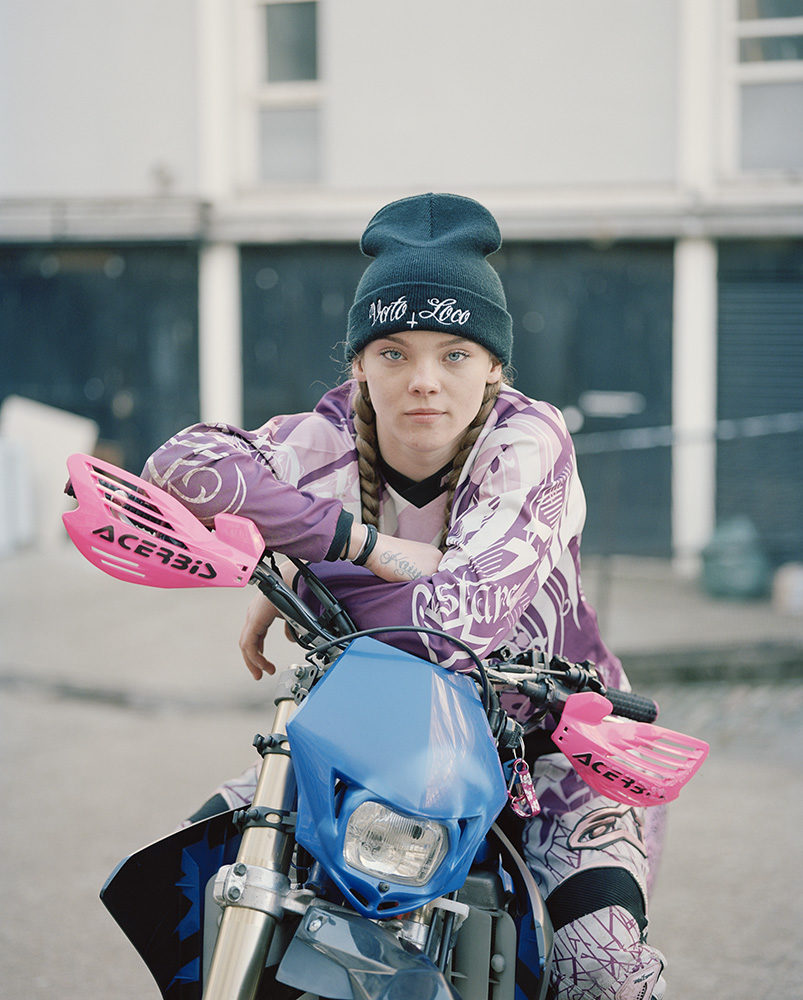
[
  {"x1": 381, "y1": 349, "x2": 404, "y2": 361},
  {"x1": 446, "y1": 350, "x2": 469, "y2": 362}
]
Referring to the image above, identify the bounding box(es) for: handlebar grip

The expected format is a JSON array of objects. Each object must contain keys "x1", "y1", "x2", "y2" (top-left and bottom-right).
[{"x1": 604, "y1": 688, "x2": 659, "y2": 723}]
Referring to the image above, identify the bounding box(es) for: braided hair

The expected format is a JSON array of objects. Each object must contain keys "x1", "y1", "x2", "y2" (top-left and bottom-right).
[
  {"x1": 352, "y1": 377, "x2": 502, "y2": 552},
  {"x1": 352, "y1": 380, "x2": 382, "y2": 530}
]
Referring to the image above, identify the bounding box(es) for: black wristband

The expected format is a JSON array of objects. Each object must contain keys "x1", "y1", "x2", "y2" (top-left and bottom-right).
[
  {"x1": 352, "y1": 523, "x2": 378, "y2": 567},
  {"x1": 325, "y1": 509, "x2": 354, "y2": 561}
]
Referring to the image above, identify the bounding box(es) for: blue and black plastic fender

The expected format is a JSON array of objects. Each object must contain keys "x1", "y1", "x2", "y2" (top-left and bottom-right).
[{"x1": 100, "y1": 810, "x2": 242, "y2": 999}]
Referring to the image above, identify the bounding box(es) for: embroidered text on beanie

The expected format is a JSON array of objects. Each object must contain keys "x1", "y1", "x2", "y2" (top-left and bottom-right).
[{"x1": 346, "y1": 193, "x2": 513, "y2": 365}]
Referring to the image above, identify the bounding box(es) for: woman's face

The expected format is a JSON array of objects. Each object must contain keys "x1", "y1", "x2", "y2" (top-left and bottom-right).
[{"x1": 352, "y1": 330, "x2": 502, "y2": 480}]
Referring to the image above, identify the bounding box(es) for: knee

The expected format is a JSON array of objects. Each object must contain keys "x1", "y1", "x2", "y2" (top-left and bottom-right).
[{"x1": 550, "y1": 906, "x2": 666, "y2": 1000}]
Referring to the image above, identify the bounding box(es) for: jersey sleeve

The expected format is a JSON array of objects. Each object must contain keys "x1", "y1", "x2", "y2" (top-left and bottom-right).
[
  {"x1": 299, "y1": 405, "x2": 586, "y2": 669},
  {"x1": 142, "y1": 419, "x2": 354, "y2": 563}
]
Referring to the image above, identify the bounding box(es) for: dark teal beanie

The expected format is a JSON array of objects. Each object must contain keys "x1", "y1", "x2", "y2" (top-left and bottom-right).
[{"x1": 346, "y1": 193, "x2": 513, "y2": 365}]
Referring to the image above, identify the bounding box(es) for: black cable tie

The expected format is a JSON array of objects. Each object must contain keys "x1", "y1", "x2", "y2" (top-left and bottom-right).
[
  {"x1": 253, "y1": 733, "x2": 292, "y2": 758},
  {"x1": 233, "y1": 806, "x2": 297, "y2": 834}
]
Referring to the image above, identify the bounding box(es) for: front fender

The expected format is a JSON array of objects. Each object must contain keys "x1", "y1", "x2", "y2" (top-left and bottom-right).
[{"x1": 276, "y1": 901, "x2": 460, "y2": 1000}]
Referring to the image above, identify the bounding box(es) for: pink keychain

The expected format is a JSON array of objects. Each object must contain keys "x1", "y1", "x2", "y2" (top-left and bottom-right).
[{"x1": 508, "y1": 757, "x2": 541, "y2": 818}]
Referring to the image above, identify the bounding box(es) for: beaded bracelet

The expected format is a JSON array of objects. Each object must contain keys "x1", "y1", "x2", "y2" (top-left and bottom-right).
[{"x1": 352, "y1": 523, "x2": 378, "y2": 566}]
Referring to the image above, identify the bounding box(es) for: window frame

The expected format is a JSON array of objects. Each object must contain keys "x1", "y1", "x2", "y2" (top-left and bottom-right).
[
  {"x1": 235, "y1": 0, "x2": 322, "y2": 188},
  {"x1": 720, "y1": 0, "x2": 803, "y2": 177}
]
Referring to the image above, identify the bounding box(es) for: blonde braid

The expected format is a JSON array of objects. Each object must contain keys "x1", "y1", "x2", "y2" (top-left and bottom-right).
[
  {"x1": 440, "y1": 380, "x2": 501, "y2": 551},
  {"x1": 352, "y1": 381, "x2": 381, "y2": 528}
]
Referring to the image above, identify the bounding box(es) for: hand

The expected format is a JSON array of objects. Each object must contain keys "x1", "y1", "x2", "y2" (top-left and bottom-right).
[
  {"x1": 238, "y1": 560, "x2": 296, "y2": 679},
  {"x1": 239, "y1": 590, "x2": 282, "y2": 679}
]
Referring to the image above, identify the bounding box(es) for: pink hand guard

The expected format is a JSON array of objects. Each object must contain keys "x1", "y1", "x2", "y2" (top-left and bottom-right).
[
  {"x1": 551, "y1": 691, "x2": 709, "y2": 806},
  {"x1": 63, "y1": 453, "x2": 265, "y2": 588}
]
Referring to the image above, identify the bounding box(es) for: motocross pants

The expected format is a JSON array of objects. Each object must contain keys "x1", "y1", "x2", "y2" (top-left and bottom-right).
[{"x1": 522, "y1": 754, "x2": 668, "y2": 1000}]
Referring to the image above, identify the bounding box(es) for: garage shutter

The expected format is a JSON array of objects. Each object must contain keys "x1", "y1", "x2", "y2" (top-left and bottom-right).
[{"x1": 717, "y1": 240, "x2": 803, "y2": 563}]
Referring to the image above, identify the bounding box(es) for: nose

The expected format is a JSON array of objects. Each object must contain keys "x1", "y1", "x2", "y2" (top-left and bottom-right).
[{"x1": 407, "y1": 358, "x2": 441, "y2": 395}]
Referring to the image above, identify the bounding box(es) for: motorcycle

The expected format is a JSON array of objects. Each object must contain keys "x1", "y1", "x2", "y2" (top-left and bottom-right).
[{"x1": 63, "y1": 452, "x2": 709, "y2": 1000}]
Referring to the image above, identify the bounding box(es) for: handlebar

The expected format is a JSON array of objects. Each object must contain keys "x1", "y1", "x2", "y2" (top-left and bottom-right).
[
  {"x1": 485, "y1": 653, "x2": 659, "y2": 726},
  {"x1": 604, "y1": 687, "x2": 659, "y2": 724},
  {"x1": 252, "y1": 557, "x2": 658, "y2": 730},
  {"x1": 63, "y1": 455, "x2": 661, "y2": 736},
  {"x1": 252, "y1": 563, "x2": 345, "y2": 653}
]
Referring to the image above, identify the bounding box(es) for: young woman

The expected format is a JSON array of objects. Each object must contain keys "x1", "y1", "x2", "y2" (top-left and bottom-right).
[{"x1": 144, "y1": 192, "x2": 667, "y2": 1000}]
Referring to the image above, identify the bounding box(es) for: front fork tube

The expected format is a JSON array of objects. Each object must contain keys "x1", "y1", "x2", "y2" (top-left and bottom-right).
[{"x1": 203, "y1": 696, "x2": 298, "y2": 1000}]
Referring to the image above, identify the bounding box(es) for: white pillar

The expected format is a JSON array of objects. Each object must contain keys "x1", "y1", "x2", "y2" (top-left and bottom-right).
[
  {"x1": 198, "y1": 0, "x2": 234, "y2": 199},
  {"x1": 671, "y1": 0, "x2": 720, "y2": 573},
  {"x1": 199, "y1": 243, "x2": 243, "y2": 424},
  {"x1": 676, "y1": 0, "x2": 718, "y2": 197},
  {"x1": 672, "y1": 238, "x2": 718, "y2": 574},
  {"x1": 197, "y1": 0, "x2": 242, "y2": 425}
]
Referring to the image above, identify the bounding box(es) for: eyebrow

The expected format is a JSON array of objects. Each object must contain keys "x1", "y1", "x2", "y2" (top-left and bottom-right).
[{"x1": 377, "y1": 333, "x2": 471, "y2": 349}]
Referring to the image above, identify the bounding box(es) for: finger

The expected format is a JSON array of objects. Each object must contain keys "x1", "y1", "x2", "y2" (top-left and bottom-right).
[
  {"x1": 240, "y1": 639, "x2": 264, "y2": 680},
  {"x1": 245, "y1": 657, "x2": 263, "y2": 681},
  {"x1": 240, "y1": 623, "x2": 270, "y2": 679},
  {"x1": 242, "y1": 645, "x2": 276, "y2": 679},
  {"x1": 256, "y1": 625, "x2": 277, "y2": 675}
]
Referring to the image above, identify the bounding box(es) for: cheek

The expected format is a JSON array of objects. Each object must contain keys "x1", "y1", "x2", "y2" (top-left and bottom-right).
[
  {"x1": 363, "y1": 375, "x2": 394, "y2": 416},
  {"x1": 469, "y1": 386, "x2": 488, "y2": 419},
  {"x1": 463, "y1": 374, "x2": 490, "y2": 412}
]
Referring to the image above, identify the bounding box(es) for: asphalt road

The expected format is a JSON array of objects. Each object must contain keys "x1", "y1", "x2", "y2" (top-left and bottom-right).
[
  {"x1": 1, "y1": 545, "x2": 802, "y2": 998},
  {"x1": 1, "y1": 676, "x2": 801, "y2": 999}
]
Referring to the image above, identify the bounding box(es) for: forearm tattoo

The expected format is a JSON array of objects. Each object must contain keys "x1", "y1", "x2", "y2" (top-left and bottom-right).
[{"x1": 378, "y1": 549, "x2": 425, "y2": 581}]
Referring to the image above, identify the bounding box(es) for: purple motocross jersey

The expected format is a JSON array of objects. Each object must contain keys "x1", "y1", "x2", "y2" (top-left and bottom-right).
[{"x1": 144, "y1": 381, "x2": 629, "y2": 724}]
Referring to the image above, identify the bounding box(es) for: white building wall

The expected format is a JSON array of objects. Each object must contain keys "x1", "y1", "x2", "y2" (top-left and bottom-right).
[
  {"x1": 325, "y1": 0, "x2": 678, "y2": 191},
  {"x1": 0, "y1": 0, "x2": 680, "y2": 201},
  {"x1": 0, "y1": 0, "x2": 198, "y2": 198}
]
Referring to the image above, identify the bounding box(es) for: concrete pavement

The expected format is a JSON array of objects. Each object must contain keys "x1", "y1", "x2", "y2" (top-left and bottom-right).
[
  {"x1": 581, "y1": 553, "x2": 803, "y2": 685},
  {"x1": 2, "y1": 541, "x2": 803, "y2": 999},
  {"x1": 2, "y1": 542, "x2": 801, "y2": 708}
]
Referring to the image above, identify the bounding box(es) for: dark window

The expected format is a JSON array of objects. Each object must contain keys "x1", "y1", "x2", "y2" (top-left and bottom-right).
[
  {"x1": 0, "y1": 245, "x2": 199, "y2": 473},
  {"x1": 265, "y1": 1, "x2": 318, "y2": 82},
  {"x1": 738, "y1": 1, "x2": 803, "y2": 18}
]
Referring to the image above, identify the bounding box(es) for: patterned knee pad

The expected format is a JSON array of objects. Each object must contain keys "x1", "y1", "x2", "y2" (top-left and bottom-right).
[
  {"x1": 551, "y1": 906, "x2": 666, "y2": 1000},
  {"x1": 521, "y1": 757, "x2": 668, "y2": 999}
]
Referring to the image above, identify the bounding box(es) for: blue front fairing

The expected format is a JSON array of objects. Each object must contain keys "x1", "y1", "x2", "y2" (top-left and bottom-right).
[{"x1": 286, "y1": 637, "x2": 508, "y2": 918}]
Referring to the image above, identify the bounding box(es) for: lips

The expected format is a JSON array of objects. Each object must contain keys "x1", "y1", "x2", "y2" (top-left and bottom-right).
[{"x1": 405, "y1": 409, "x2": 444, "y2": 416}]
